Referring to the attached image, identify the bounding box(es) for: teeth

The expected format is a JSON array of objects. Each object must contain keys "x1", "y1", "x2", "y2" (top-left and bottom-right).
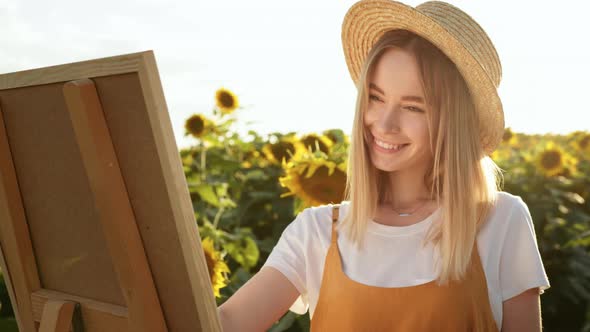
[{"x1": 375, "y1": 138, "x2": 405, "y2": 150}]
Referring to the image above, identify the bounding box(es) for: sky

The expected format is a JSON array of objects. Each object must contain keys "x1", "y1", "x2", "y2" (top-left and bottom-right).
[{"x1": 1, "y1": 0, "x2": 589, "y2": 150}]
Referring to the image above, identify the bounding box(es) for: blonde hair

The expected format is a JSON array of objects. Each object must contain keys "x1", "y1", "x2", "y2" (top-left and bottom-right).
[{"x1": 338, "y1": 29, "x2": 504, "y2": 286}]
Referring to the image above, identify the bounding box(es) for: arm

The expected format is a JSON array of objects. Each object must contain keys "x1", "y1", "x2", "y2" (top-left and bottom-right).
[
  {"x1": 498, "y1": 196, "x2": 551, "y2": 331},
  {"x1": 217, "y1": 266, "x2": 302, "y2": 332},
  {"x1": 501, "y1": 287, "x2": 542, "y2": 332}
]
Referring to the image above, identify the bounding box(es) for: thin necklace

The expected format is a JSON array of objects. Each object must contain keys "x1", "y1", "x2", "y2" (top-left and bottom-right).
[{"x1": 390, "y1": 199, "x2": 430, "y2": 217}]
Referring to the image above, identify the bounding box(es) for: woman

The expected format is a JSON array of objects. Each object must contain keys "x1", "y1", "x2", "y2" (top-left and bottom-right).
[{"x1": 218, "y1": 1, "x2": 550, "y2": 331}]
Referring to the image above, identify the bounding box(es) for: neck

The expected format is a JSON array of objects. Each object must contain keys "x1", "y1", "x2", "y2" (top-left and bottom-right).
[{"x1": 383, "y1": 167, "x2": 433, "y2": 208}]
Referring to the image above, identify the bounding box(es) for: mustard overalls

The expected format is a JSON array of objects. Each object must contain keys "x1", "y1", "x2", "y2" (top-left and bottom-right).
[{"x1": 310, "y1": 205, "x2": 499, "y2": 331}]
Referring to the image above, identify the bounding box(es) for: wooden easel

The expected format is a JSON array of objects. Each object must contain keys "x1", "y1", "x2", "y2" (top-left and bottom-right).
[
  {"x1": 0, "y1": 51, "x2": 222, "y2": 332},
  {"x1": 33, "y1": 77, "x2": 167, "y2": 332},
  {"x1": 38, "y1": 300, "x2": 84, "y2": 332}
]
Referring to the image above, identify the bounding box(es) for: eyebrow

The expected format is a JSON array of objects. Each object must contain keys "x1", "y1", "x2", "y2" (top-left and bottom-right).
[{"x1": 369, "y1": 83, "x2": 425, "y2": 104}]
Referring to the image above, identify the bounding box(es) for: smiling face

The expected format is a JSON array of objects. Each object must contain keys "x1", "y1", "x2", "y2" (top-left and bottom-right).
[{"x1": 363, "y1": 47, "x2": 433, "y2": 173}]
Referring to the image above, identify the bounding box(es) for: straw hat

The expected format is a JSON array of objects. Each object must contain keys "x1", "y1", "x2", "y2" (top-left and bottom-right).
[{"x1": 342, "y1": 0, "x2": 504, "y2": 155}]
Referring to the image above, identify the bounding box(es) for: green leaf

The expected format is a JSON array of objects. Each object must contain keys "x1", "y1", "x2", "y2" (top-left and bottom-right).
[
  {"x1": 215, "y1": 183, "x2": 229, "y2": 197},
  {"x1": 244, "y1": 169, "x2": 269, "y2": 181},
  {"x1": 249, "y1": 191, "x2": 277, "y2": 200},
  {"x1": 219, "y1": 196, "x2": 238, "y2": 208},
  {"x1": 268, "y1": 311, "x2": 298, "y2": 332},
  {"x1": 194, "y1": 184, "x2": 220, "y2": 207},
  {"x1": 223, "y1": 234, "x2": 260, "y2": 269}
]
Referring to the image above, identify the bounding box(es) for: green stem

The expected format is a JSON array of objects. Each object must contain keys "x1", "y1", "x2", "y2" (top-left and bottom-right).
[
  {"x1": 200, "y1": 141, "x2": 207, "y2": 181},
  {"x1": 212, "y1": 206, "x2": 225, "y2": 229}
]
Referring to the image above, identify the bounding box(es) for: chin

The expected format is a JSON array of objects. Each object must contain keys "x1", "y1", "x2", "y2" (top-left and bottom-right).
[
  {"x1": 370, "y1": 152, "x2": 425, "y2": 173},
  {"x1": 370, "y1": 156, "x2": 405, "y2": 171},
  {"x1": 373, "y1": 163, "x2": 405, "y2": 172}
]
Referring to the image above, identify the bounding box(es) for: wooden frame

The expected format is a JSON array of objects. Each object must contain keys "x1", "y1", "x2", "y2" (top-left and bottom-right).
[{"x1": 0, "y1": 51, "x2": 222, "y2": 331}]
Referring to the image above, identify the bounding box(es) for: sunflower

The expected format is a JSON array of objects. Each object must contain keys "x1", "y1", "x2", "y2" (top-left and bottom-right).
[
  {"x1": 322, "y1": 130, "x2": 340, "y2": 144},
  {"x1": 300, "y1": 133, "x2": 334, "y2": 154},
  {"x1": 241, "y1": 149, "x2": 262, "y2": 168},
  {"x1": 215, "y1": 87, "x2": 239, "y2": 115},
  {"x1": 185, "y1": 114, "x2": 212, "y2": 138},
  {"x1": 201, "y1": 237, "x2": 230, "y2": 298},
  {"x1": 279, "y1": 154, "x2": 347, "y2": 207},
  {"x1": 490, "y1": 146, "x2": 510, "y2": 163},
  {"x1": 571, "y1": 132, "x2": 590, "y2": 156},
  {"x1": 262, "y1": 136, "x2": 307, "y2": 165},
  {"x1": 534, "y1": 141, "x2": 578, "y2": 177},
  {"x1": 501, "y1": 127, "x2": 518, "y2": 146},
  {"x1": 323, "y1": 129, "x2": 351, "y2": 146}
]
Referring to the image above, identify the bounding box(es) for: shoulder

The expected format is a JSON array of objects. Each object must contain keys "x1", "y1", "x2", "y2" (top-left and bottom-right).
[
  {"x1": 297, "y1": 201, "x2": 348, "y2": 244},
  {"x1": 494, "y1": 191, "x2": 530, "y2": 223},
  {"x1": 305, "y1": 201, "x2": 348, "y2": 227},
  {"x1": 307, "y1": 201, "x2": 348, "y2": 220},
  {"x1": 495, "y1": 191, "x2": 527, "y2": 212},
  {"x1": 480, "y1": 191, "x2": 532, "y2": 237}
]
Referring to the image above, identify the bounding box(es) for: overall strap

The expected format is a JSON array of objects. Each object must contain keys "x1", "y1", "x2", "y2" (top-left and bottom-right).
[
  {"x1": 331, "y1": 204, "x2": 340, "y2": 222},
  {"x1": 331, "y1": 204, "x2": 340, "y2": 244}
]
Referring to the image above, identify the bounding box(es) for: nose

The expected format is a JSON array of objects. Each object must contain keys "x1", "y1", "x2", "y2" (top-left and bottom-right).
[{"x1": 375, "y1": 103, "x2": 402, "y2": 132}]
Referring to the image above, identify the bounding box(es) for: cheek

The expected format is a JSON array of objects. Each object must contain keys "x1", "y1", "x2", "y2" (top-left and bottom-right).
[
  {"x1": 363, "y1": 108, "x2": 377, "y2": 126},
  {"x1": 363, "y1": 110, "x2": 371, "y2": 126},
  {"x1": 418, "y1": 121, "x2": 430, "y2": 140},
  {"x1": 363, "y1": 112, "x2": 375, "y2": 144},
  {"x1": 405, "y1": 120, "x2": 430, "y2": 145},
  {"x1": 416, "y1": 123, "x2": 432, "y2": 151}
]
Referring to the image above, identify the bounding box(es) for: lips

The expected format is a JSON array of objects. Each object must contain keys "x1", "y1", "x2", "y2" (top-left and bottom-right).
[
  {"x1": 372, "y1": 140, "x2": 410, "y2": 153},
  {"x1": 371, "y1": 134, "x2": 409, "y2": 146},
  {"x1": 376, "y1": 141, "x2": 409, "y2": 149}
]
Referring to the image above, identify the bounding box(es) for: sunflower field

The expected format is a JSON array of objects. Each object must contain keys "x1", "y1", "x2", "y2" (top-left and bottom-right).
[
  {"x1": 182, "y1": 89, "x2": 590, "y2": 331},
  {"x1": 0, "y1": 88, "x2": 589, "y2": 331}
]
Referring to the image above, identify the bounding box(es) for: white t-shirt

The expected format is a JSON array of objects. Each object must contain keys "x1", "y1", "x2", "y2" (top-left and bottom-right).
[{"x1": 261, "y1": 191, "x2": 551, "y2": 330}]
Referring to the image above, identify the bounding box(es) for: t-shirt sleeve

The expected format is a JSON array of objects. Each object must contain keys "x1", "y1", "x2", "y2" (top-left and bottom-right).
[
  {"x1": 499, "y1": 196, "x2": 551, "y2": 301},
  {"x1": 260, "y1": 208, "x2": 310, "y2": 314}
]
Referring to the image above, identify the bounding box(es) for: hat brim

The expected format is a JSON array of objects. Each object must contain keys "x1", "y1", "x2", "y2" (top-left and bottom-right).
[{"x1": 342, "y1": 0, "x2": 504, "y2": 155}]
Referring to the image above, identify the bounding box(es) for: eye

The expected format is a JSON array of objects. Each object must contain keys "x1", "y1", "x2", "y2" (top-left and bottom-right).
[
  {"x1": 406, "y1": 106, "x2": 424, "y2": 113},
  {"x1": 368, "y1": 94, "x2": 381, "y2": 102},
  {"x1": 368, "y1": 95, "x2": 424, "y2": 113}
]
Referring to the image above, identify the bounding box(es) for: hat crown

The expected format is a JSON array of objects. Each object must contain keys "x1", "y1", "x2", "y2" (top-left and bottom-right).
[{"x1": 415, "y1": 1, "x2": 502, "y2": 87}]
